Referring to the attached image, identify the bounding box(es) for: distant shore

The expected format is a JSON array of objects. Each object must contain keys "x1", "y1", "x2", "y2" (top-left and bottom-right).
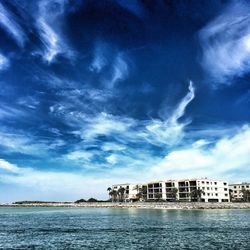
[{"x1": 1, "y1": 202, "x2": 250, "y2": 209}]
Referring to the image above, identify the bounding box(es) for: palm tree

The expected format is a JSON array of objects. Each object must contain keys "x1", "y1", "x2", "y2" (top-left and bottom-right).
[
  {"x1": 141, "y1": 186, "x2": 147, "y2": 201},
  {"x1": 133, "y1": 185, "x2": 142, "y2": 200},
  {"x1": 229, "y1": 189, "x2": 233, "y2": 201},
  {"x1": 241, "y1": 188, "x2": 250, "y2": 202},
  {"x1": 112, "y1": 190, "x2": 118, "y2": 202},
  {"x1": 170, "y1": 188, "x2": 178, "y2": 201},
  {"x1": 154, "y1": 193, "x2": 162, "y2": 201},
  {"x1": 107, "y1": 187, "x2": 112, "y2": 200},
  {"x1": 109, "y1": 190, "x2": 114, "y2": 202},
  {"x1": 118, "y1": 187, "x2": 126, "y2": 202},
  {"x1": 190, "y1": 188, "x2": 205, "y2": 202}
]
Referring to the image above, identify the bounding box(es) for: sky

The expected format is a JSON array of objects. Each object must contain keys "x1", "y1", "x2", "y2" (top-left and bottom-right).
[{"x1": 0, "y1": 0, "x2": 250, "y2": 202}]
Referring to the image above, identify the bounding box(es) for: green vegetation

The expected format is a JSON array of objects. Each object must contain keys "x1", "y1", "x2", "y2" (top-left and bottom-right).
[
  {"x1": 75, "y1": 199, "x2": 86, "y2": 203},
  {"x1": 241, "y1": 188, "x2": 250, "y2": 202},
  {"x1": 190, "y1": 188, "x2": 205, "y2": 202},
  {"x1": 169, "y1": 188, "x2": 178, "y2": 201}
]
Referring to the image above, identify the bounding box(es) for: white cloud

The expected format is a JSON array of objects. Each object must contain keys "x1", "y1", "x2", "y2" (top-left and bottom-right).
[
  {"x1": 102, "y1": 142, "x2": 126, "y2": 151},
  {"x1": 66, "y1": 150, "x2": 93, "y2": 162},
  {"x1": 142, "y1": 81, "x2": 195, "y2": 146},
  {"x1": 37, "y1": 18, "x2": 60, "y2": 63},
  {"x1": 0, "y1": 53, "x2": 9, "y2": 71},
  {"x1": 0, "y1": 158, "x2": 133, "y2": 202},
  {"x1": 0, "y1": 105, "x2": 26, "y2": 120},
  {"x1": 0, "y1": 132, "x2": 63, "y2": 156},
  {"x1": 169, "y1": 81, "x2": 194, "y2": 124},
  {"x1": 108, "y1": 53, "x2": 129, "y2": 88},
  {"x1": 89, "y1": 41, "x2": 108, "y2": 73},
  {"x1": 0, "y1": 159, "x2": 20, "y2": 173},
  {"x1": 81, "y1": 112, "x2": 134, "y2": 141},
  {"x1": 0, "y1": 2, "x2": 26, "y2": 47},
  {"x1": 200, "y1": 2, "x2": 250, "y2": 83},
  {"x1": 55, "y1": 82, "x2": 194, "y2": 149},
  {"x1": 36, "y1": 0, "x2": 74, "y2": 63},
  {"x1": 151, "y1": 125, "x2": 250, "y2": 181},
  {"x1": 106, "y1": 154, "x2": 118, "y2": 165},
  {"x1": 116, "y1": 0, "x2": 145, "y2": 18}
]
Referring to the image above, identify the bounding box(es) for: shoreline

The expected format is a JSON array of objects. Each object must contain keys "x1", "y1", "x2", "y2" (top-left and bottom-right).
[{"x1": 1, "y1": 202, "x2": 250, "y2": 210}]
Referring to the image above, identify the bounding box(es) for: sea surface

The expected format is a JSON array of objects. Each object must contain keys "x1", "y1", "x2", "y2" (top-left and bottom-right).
[{"x1": 0, "y1": 207, "x2": 249, "y2": 249}]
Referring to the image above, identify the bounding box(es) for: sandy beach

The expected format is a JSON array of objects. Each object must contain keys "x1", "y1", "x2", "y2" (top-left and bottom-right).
[{"x1": 1, "y1": 202, "x2": 250, "y2": 209}]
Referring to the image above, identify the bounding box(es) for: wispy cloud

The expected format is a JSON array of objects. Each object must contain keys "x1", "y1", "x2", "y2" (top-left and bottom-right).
[
  {"x1": 0, "y1": 105, "x2": 26, "y2": 120},
  {"x1": 0, "y1": 131, "x2": 63, "y2": 157},
  {"x1": 0, "y1": 53, "x2": 9, "y2": 71},
  {"x1": 89, "y1": 41, "x2": 108, "y2": 73},
  {"x1": 37, "y1": 18, "x2": 60, "y2": 63},
  {"x1": 51, "y1": 81, "x2": 195, "y2": 149},
  {"x1": 36, "y1": 0, "x2": 74, "y2": 63},
  {"x1": 0, "y1": 2, "x2": 26, "y2": 47},
  {"x1": 142, "y1": 81, "x2": 195, "y2": 146},
  {"x1": 65, "y1": 150, "x2": 93, "y2": 162},
  {"x1": 116, "y1": 0, "x2": 146, "y2": 19},
  {"x1": 108, "y1": 53, "x2": 129, "y2": 88},
  {"x1": 80, "y1": 112, "x2": 134, "y2": 141},
  {"x1": 199, "y1": 1, "x2": 250, "y2": 84}
]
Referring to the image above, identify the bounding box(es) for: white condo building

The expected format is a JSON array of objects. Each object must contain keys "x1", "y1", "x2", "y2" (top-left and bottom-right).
[
  {"x1": 147, "y1": 178, "x2": 230, "y2": 202},
  {"x1": 112, "y1": 178, "x2": 230, "y2": 202},
  {"x1": 229, "y1": 183, "x2": 250, "y2": 201}
]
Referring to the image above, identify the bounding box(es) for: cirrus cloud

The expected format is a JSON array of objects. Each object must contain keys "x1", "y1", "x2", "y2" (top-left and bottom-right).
[{"x1": 199, "y1": 1, "x2": 250, "y2": 84}]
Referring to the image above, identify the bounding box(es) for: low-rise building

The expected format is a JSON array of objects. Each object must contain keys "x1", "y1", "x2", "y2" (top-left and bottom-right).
[
  {"x1": 112, "y1": 178, "x2": 230, "y2": 203},
  {"x1": 147, "y1": 178, "x2": 230, "y2": 202},
  {"x1": 229, "y1": 183, "x2": 250, "y2": 201}
]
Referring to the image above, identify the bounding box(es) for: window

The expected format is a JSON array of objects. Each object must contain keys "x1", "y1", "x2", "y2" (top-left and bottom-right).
[
  {"x1": 214, "y1": 182, "x2": 217, "y2": 185},
  {"x1": 225, "y1": 194, "x2": 228, "y2": 197},
  {"x1": 202, "y1": 187, "x2": 205, "y2": 190},
  {"x1": 215, "y1": 194, "x2": 218, "y2": 196},
  {"x1": 224, "y1": 188, "x2": 227, "y2": 191},
  {"x1": 242, "y1": 186, "x2": 245, "y2": 189},
  {"x1": 215, "y1": 188, "x2": 217, "y2": 191},
  {"x1": 234, "y1": 186, "x2": 236, "y2": 189},
  {"x1": 234, "y1": 191, "x2": 237, "y2": 193},
  {"x1": 206, "y1": 181, "x2": 209, "y2": 184},
  {"x1": 207, "y1": 187, "x2": 210, "y2": 190},
  {"x1": 223, "y1": 182, "x2": 227, "y2": 186},
  {"x1": 207, "y1": 193, "x2": 210, "y2": 196},
  {"x1": 202, "y1": 181, "x2": 204, "y2": 184},
  {"x1": 246, "y1": 186, "x2": 249, "y2": 188}
]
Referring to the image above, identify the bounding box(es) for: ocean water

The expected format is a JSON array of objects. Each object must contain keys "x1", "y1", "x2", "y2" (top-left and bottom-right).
[{"x1": 0, "y1": 207, "x2": 249, "y2": 249}]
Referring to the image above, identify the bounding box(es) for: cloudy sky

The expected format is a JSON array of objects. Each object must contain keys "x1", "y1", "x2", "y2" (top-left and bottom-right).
[{"x1": 0, "y1": 0, "x2": 249, "y2": 202}]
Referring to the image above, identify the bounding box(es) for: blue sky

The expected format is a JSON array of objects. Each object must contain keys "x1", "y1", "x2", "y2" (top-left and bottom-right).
[{"x1": 0, "y1": 0, "x2": 250, "y2": 202}]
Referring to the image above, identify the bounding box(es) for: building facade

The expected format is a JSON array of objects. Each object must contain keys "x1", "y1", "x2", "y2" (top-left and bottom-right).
[
  {"x1": 112, "y1": 178, "x2": 230, "y2": 202},
  {"x1": 229, "y1": 183, "x2": 250, "y2": 201},
  {"x1": 147, "y1": 178, "x2": 230, "y2": 202}
]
